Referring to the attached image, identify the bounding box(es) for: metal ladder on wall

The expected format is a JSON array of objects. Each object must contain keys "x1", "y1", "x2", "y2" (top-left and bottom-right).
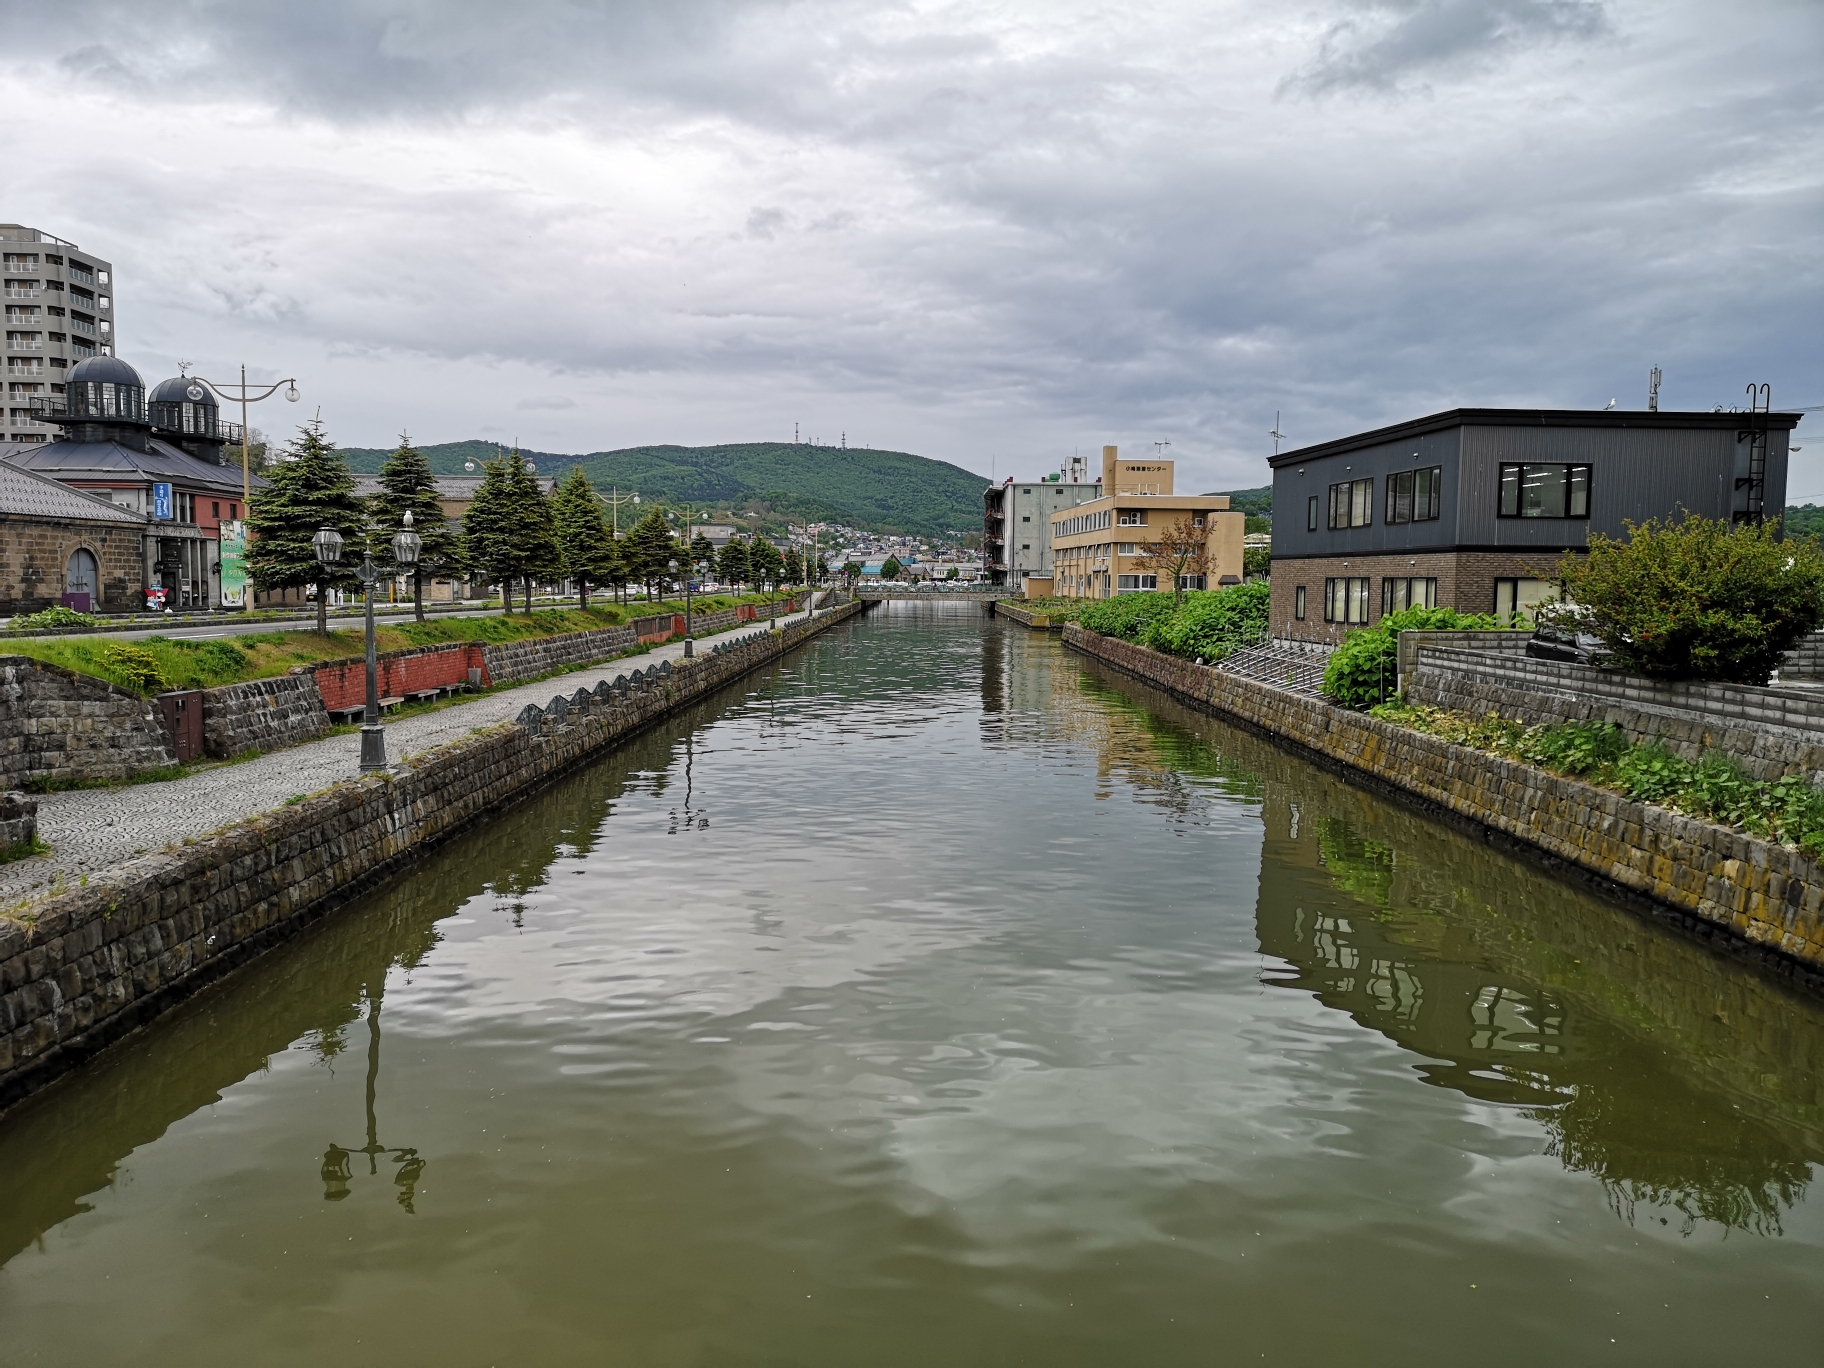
[{"x1": 1735, "y1": 382, "x2": 1771, "y2": 524}]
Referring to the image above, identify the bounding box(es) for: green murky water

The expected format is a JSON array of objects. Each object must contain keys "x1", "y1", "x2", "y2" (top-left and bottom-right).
[{"x1": 1, "y1": 603, "x2": 1819, "y2": 1364}]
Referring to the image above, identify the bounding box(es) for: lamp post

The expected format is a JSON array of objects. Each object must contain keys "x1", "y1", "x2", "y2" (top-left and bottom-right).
[
  {"x1": 193, "y1": 366, "x2": 301, "y2": 507},
  {"x1": 668, "y1": 556, "x2": 695, "y2": 657},
  {"x1": 315, "y1": 512, "x2": 422, "y2": 774},
  {"x1": 603, "y1": 487, "x2": 640, "y2": 536}
]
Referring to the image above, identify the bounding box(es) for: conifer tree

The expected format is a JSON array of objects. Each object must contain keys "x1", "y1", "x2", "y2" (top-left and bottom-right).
[
  {"x1": 750, "y1": 538, "x2": 784, "y2": 591},
  {"x1": 717, "y1": 537, "x2": 751, "y2": 591},
  {"x1": 462, "y1": 449, "x2": 560, "y2": 613},
  {"x1": 626, "y1": 507, "x2": 678, "y2": 603},
  {"x1": 689, "y1": 531, "x2": 717, "y2": 584},
  {"x1": 368, "y1": 432, "x2": 458, "y2": 622},
  {"x1": 247, "y1": 417, "x2": 365, "y2": 635},
  {"x1": 552, "y1": 467, "x2": 615, "y2": 611},
  {"x1": 782, "y1": 547, "x2": 804, "y2": 585}
]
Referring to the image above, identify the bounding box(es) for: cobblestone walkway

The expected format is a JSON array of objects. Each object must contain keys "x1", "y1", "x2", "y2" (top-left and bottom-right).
[{"x1": 1, "y1": 606, "x2": 818, "y2": 905}]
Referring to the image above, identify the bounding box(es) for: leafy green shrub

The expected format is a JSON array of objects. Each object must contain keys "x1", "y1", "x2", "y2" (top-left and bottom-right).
[
  {"x1": 8, "y1": 605, "x2": 99, "y2": 631},
  {"x1": 1527, "y1": 719, "x2": 1630, "y2": 777},
  {"x1": 1555, "y1": 513, "x2": 1824, "y2": 684},
  {"x1": 100, "y1": 643, "x2": 169, "y2": 694},
  {"x1": 1144, "y1": 582, "x2": 1271, "y2": 662},
  {"x1": 1077, "y1": 592, "x2": 1177, "y2": 642},
  {"x1": 1323, "y1": 606, "x2": 1504, "y2": 710}
]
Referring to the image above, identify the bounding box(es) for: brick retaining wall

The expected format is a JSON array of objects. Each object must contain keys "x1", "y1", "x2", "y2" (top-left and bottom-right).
[
  {"x1": 1063, "y1": 623, "x2": 1824, "y2": 982},
  {"x1": 1407, "y1": 645, "x2": 1824, "y2": 782},
  {"x1": 0, "y1": 600, "x2": 864, "y2": 1113},
  {"x1": 0, "y1": 657, "x2": 175, "y2": 789}
]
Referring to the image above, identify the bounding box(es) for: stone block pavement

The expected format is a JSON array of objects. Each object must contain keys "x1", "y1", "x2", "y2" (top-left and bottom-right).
[{"x1": 0, "y1": 603, "x2": 819, "y2": 906}]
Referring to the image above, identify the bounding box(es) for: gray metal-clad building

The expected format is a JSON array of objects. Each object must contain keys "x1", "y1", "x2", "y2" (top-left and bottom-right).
[
  {"x1": 1267, "y1": 407, "x2": 1802, "y2": 642},
  {"x1": 983, "y1": 466, "x2": 1103, "y2": 591}
]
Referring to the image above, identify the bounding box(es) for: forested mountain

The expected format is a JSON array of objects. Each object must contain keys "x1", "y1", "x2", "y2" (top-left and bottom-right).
[
  {"x1": 341, "y1": 439, "x2": 989, "y2": 535},
  {"x1": 1208, "y1": 485, "x2": 1271, "y2": 517}
]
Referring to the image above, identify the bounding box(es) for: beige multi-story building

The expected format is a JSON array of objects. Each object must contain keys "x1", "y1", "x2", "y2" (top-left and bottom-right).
[
  {"x1": 1, "y1": 225, "x2": 116, "y2": 445},
  {"x1": 1045, "y1": 446, "x2": 1245, "y2": 598}
]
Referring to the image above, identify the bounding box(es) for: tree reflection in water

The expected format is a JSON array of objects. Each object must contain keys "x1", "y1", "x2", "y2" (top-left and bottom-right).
[{"x1": 1061, "y1": 656, "x2": 1824, "y2": 1238}]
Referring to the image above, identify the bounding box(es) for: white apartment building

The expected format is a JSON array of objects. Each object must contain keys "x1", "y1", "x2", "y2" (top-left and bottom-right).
[
  {"x1": 2, "y1": 225, "x2": 116, "y2": 445},
  {"x1": 982, "y1": 453, "x2": 1103, "y2": 591}
]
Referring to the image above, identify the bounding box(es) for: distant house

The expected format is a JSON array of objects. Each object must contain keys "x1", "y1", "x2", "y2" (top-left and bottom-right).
[{"x1": 1267, "y1": 406, "x2": 1803, "y2": 642}]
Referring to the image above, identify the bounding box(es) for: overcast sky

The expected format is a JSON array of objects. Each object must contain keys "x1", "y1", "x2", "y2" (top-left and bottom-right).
[{"x1": 8, "y1": 0, "x2": 1820, "y2": 492}]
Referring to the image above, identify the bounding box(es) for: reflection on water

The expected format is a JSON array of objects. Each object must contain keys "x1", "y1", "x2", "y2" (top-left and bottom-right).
[
  {"x1": 1068, "y1": 658, "x2": 1824, "y2": 1238},
  {"x1": 0, "y1": 603, "x2": 1819, "y2": 1365}
]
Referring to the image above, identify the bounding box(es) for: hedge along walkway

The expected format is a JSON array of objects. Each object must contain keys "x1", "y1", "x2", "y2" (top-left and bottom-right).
[{"x1": 0, "y1": 601, "x2": 822, "y2": 907}]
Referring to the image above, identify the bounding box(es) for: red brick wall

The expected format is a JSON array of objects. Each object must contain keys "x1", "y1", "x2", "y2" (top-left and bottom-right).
[
  {"x1": 1269, "y1": 550, "x2": 1577, "y2": 642},
  {"x1": 311, "y1": 642, "x2": 489, "y2": 711}
]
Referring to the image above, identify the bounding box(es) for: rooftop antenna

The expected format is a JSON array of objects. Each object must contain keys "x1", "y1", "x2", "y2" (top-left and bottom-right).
[
  {"x1": 841, "y1": 431, "x2": 846, "y2": 450},
  {"x1": 1269, "y1": 412, "x2": 1286, "y2": 456},
  {"x1": 794, "y1": 421, "x2": 799, "y2": 444},
  {"x1": 1648, "y1": 366, "x2": 1662, "y2": 412}
]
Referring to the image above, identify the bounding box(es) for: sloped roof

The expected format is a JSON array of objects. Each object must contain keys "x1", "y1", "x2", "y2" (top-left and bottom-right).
[
  {"x1": 0, "y1": 435, "x2": 257, "y2": 493},
  {"x1": 0, "y1": 458, "x2": 146, "y2": 523}
]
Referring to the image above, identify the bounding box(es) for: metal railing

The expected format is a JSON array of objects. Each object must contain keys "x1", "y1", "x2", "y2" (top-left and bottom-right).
[
  {"x1": 3, "y1": 286, "x2": 41, "y2": 298},
  {"x1": 66, "y1": 269, "x2": 94, "y2": 285},
  {"x1": 69, "y1": 316, "x2": 94, "y2": 335},
  {"x1": 7, "y1": 338, "x2": 43, "y2": 351}
]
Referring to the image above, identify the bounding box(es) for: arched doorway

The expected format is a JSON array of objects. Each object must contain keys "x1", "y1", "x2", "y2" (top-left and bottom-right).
[{"x1": 65, "y1": 547, "x2": 99, "y2": 612}]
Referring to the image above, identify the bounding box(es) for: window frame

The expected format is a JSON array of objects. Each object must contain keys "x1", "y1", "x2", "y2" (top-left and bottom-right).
[
  {"x1": 1381, "y1": 576, "x2": 1438, "y2": 615},
  {"x1": 1294, "y1": 585, "x2": 1307, "y2": 620},
  {"x1": 1497, "y1": 463, "x2": 1591, "y2": 520},
  {"x1": 1307, "y1": 495, "x2": 1318, "y2": 532},
  {"x1": 1323, "y1": 576, "x2": 1371, "y2": 624},
  {"x1": 1327, "y1": 477, "x2": 1374, "y2": 530},
  {"x1": 1384, "y1": 466, "x2": 1443, "y2": 525}
]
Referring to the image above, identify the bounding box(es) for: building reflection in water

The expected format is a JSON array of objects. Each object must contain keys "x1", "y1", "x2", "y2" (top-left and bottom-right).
[{"x1": 1060, "y1": 653, "x2": 1824, "y2": 1236}]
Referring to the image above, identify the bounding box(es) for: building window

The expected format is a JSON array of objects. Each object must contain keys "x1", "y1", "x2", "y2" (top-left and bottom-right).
[
  {"x1": 1117, "y1": 542, "x2": 1139, "y2": 555},
  {"x1": 1385, "y1": 466, "x2": 1442, "y2": 524},
  {"x1": 1494, "y1": 577, "x2": 1558, "y2": 623},
  {"x1": 1307, "y1": 495, "x2": 1318, "y2": 532},
  {"x1": 1294, "y1": 585, "x2": 1307, "y2": 620},
  {"x1": 1020, "y1": 543, "x2": 1030, "y2": 550},
  {"x1": 1191, "y1": 515, "x2": 1205, "y2": 527},
  {"x1": 1327, "y1": 478, "x2": 1373, "y2": 529},
  {"x1": 1324, "y1": 576, "x2": 1371, "y2": 624},
  {"x1": 1116, "y1": 574, "x2": 1158, "y2": 592},
  {"x1": 1021, "y1": 515, "x2": 1030, "y2": 522},
  {"x1": 1178, "y1": 575, "x2": 1207, "y2": 591},
  {"x1": 230, "y1": 503, "x2": 238, "y2": 520},
  {"x1": 212, "y1": 501, "x2": 220, "y2": 519},
  {"x1": 1382, "y1": 577, "x2": 1438, "y2": 614},
  {"x1": 1498, "y1": 463, "x2": 1590, "y2": 519}
]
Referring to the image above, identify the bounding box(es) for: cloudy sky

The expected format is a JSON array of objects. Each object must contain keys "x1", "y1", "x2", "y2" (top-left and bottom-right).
[{"x1": 8, "y1": 0, "x2": 1820, "y2": 492}]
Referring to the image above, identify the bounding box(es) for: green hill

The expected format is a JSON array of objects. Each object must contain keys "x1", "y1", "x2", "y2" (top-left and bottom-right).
[
  {"x1": 1207, "y1": 485, "x2": 1272, "y2": 517},
  {"x1": 340, "y1": 440, "x2": 989, "y2": 536}
]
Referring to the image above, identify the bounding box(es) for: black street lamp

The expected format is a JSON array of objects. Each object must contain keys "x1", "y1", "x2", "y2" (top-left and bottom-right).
[{"x1": 314, "y1": 512, "x2": 423, "y2": 773}]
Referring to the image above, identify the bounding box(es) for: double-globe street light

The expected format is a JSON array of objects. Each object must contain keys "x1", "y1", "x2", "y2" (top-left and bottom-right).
[
  {"x1": 313, "y1": 512, "x2": 423, "y2": 773},
  {"x1": 191, "y1": 366, "x2": 301, "y2": 506},
  {"x1": 666, "y1": 556, "x2": 696, "y2": 658}
]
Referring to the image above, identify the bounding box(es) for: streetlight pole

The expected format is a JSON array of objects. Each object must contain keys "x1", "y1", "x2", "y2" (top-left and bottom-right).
[
  {"x1": 603, "y1": 486, "x2": 640, "y2": 537},
  {"x1": 315, "y1": 512, "x2": 422, "y2": 774},
  {"x1": 193, "y1": 367, "x2": 301, "y2": 507}
]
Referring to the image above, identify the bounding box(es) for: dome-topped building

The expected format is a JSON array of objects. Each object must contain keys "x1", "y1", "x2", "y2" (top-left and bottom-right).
[
  {"x1": 61, "y1": 354, "x2": 147, "y2": 431},
  {"x1": 148, "y1": 373, "x2": 233, "y2": 462}
]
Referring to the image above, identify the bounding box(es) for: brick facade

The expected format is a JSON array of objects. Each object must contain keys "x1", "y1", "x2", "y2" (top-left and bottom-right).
[
  {"x1": 0, "y1": 512, "x2": 144, "y2": 614},
  {"x1": 1270, "y1": 549, "x2": 1582, "y2": 643}
]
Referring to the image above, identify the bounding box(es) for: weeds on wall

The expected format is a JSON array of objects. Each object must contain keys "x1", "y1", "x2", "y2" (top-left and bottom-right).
[{"x1": 1370, "y1": 702, "x2": 1824, "y2": 858}]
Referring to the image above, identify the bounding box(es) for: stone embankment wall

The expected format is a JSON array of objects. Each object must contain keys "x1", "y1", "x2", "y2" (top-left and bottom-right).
[
  {"x1": 1063, "y1": 624, "x2": 1824, "y2": 982},
  {"x1": 0, "y1": 792, "x2": 36, "y2": 852},
  {"x1": 0, "y1": 657, "x2": 174, "y2": 789},
  {"x1": 993, "y1": 603, "x2": 1064, "y2": 629},
  {"x1": 1406, "y1": 644, "x2": 1824, "y2": 782},
  {"x1": 200, "y1": 676, "x2": 330, "y2": 758},
  {"x1": 0, "y1": 601, "x2": 864, "y2": 1112},
  {"x1": 1778, "y1": 631, "x2": 1824, "y2": 681}
]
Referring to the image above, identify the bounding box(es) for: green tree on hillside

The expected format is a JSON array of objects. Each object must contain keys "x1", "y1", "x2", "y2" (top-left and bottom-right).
[
  {"x1": 247, "y1": 418, "x2": 365, "y2": 635},
  {"x1": 368, "y1": 432, "x2": 459, "y2": 623},
  {"x1": 552, "y1": 467, "x2": 616, "y2": 611}
]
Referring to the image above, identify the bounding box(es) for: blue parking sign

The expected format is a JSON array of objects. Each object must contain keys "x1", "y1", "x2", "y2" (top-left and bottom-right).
[{"x1": 153, "y1": 483, "x2": 173, "y2": 520}]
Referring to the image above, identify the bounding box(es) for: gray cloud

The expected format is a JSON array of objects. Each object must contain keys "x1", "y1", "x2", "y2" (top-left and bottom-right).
[
  {"x1": 4, "y1": 0, "x2": 1817, "y2": 494},
  {"x1": 1283, "y1": 0, "x2": 1611, "y2": 95}
]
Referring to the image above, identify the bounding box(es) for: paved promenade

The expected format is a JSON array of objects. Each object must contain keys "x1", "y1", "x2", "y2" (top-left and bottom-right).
[{"x1": 1, "y1": 605, "x2": 818, "y2": 906}]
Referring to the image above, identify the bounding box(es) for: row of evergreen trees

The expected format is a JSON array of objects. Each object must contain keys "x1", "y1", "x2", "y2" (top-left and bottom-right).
[{"x1": 246, "y1": 420, "x2": 819, "y2": 633}]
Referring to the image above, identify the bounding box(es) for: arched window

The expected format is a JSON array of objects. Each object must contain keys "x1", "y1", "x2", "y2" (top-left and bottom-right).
[{"x1": 66, "y1": 547, "x2": 99, "y2": 599}]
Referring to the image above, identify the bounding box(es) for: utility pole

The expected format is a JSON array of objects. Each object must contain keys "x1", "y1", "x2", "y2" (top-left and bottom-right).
[{"x1": 1648, "y1": 366, "x2": 1662, "y2": 412}]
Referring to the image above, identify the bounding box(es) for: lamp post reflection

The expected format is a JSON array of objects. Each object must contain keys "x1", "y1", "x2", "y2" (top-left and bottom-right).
[{"x1": 319, "y1": 985, "x2": 424, "y2": 1212}]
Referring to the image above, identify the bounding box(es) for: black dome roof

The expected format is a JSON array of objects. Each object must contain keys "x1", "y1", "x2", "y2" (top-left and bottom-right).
[
  {"x1": 149, "y1": 375, "x2": 219, "y2": 408},
  {"x1": 68, "y1": 354, "x2": 145, "y2": 388}
]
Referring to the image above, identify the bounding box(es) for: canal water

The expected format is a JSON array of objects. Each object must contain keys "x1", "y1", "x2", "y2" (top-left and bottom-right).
[{"x1": 1, "y1": 603, "x2": 1820, "y2": 1365}]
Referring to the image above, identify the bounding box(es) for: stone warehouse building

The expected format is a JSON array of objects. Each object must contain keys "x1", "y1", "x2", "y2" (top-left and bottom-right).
[
  {"x1": 0, "y1": 354, "x2": 256, "y2": 610},
  {"x1": 1046, "y1": 446, "x2": 1246, "y2": 598},
  {"x1": 1267, "y1": 406, "x2": 1803, "y2": 643},
  {"x1": 0, "y1": 456, "x2": 147, "y2": 612}
]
